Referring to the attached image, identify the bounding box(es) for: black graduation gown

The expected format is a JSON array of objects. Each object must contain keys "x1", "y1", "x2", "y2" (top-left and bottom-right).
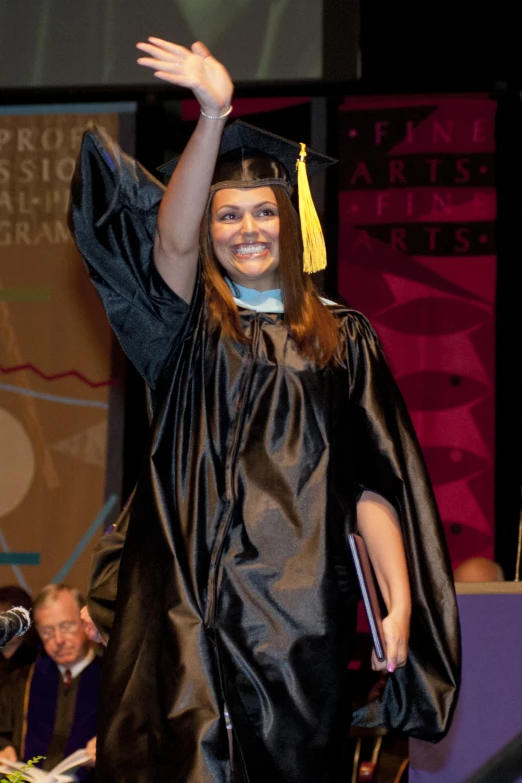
[{"x1": 69, "y1": 130, "x2": 460, "y2": 783}]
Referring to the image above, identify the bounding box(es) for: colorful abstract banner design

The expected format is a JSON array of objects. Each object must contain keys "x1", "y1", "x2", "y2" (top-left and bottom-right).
[
  {"x1": 338, "y1": 95, "x2": 497, "y2": 567},
  {"x1": 0, "y1": 108, "x2": 128, "y2": 595}
]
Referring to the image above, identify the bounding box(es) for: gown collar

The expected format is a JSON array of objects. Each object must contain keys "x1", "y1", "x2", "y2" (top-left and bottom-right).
[
  {"x1": 225, "y1": 279, "x2": 336, "y2": 313},
  {"x1": 226, "y1": 280, "x2": 284, "y2": 313}
]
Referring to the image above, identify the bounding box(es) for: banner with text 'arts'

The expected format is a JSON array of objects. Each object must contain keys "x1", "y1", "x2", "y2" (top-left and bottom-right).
[
  {"x1": 0, "y1": 105, "x2": 134, "y2": 596},
  {"x1": 338, "y1": 95, "x2": 497, "y2": 568}
]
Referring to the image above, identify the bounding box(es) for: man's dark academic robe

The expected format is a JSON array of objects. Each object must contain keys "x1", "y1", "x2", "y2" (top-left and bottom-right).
[
  {"x1": 0, "y1": 633, "x2": 39, "y2": 698},
  {"x1": 0, "y1": 655, "x2": 101, "y2": 776},
  {"x1": 69, "y1": 129, "x2": 460, "y2": 783}
]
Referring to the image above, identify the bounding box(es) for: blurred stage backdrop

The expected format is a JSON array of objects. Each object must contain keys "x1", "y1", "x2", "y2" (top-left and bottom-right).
[
  {"x1": 0, "y1": 93, "x2": 498, "y2": 596},
  {"x1": 0, "y1": 104, "x2": 133, "y2": 594},
  {"x1": 338, "y1": 95, "x2": 497, "y2": 566},
  {"x1": 0, "y1": 0, "x2": 335, "y2": 87}
]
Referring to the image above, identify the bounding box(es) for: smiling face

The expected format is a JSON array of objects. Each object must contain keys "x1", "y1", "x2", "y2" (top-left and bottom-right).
[{"x1": 210, "y1": 186, "x2": 280, "y2": 291}]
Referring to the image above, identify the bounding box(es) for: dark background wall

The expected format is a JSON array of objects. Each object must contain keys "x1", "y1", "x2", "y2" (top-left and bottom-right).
[{"x1": 360, "y1": 0, "x2": 522, "y2": 92}]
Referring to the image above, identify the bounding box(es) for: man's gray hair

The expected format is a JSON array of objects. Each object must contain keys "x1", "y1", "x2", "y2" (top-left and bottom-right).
[{"x1": 33, "y1": 583, "x2": 85, "y2": 613}]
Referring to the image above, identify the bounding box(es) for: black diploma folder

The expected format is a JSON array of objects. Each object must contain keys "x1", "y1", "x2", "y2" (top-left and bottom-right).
[{"x1": 348, "y1": 533, "x2": 386, "y2": 662}]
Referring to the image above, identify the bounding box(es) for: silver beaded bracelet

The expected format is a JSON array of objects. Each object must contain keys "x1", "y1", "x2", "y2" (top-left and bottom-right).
[{"x1": 200, "y1": 105, "x2": 233, "y2": 120}]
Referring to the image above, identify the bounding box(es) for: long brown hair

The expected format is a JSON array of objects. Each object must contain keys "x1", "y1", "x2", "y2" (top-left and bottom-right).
[{"x1": 200, "y1": 186, "x2": 341, "y2": 368}]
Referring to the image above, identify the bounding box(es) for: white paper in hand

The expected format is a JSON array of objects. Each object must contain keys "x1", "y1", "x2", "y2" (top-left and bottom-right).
[{"x1": 0, "y1": 747, "x2": 92, "y2": 782}]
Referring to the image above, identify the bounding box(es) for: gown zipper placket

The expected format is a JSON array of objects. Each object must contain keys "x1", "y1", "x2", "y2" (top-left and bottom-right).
[
  {"x1": 205, "y1": 312, "x2": 262, "y2": 627},
  {"x1": 205, "y1": 313, "x2": 262, "y2": 783}
]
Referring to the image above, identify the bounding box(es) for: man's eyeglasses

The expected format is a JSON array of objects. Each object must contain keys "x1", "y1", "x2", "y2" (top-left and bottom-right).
[{"x1": 37, "y1": 621, "x2": 79, "y2": 641}]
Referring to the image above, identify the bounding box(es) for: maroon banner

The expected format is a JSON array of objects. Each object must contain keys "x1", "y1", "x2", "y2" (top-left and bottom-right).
[{"x1": 338, "y1": 95, "x2": 497, "y2": 568}]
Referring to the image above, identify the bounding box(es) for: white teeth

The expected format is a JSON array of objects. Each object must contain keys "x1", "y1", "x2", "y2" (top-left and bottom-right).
[{"x1": 235, "y1": 244, "x2": 267, "y2": 255}]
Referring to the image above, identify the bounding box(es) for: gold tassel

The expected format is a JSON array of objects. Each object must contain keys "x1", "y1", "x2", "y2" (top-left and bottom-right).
[{"x1": 296, "y1": 142, "x2": 327, "y2": 274}]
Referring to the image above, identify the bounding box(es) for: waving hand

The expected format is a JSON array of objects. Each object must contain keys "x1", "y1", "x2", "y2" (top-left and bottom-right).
[{"x1": 136, "y1": 38, "x2": 233, "y2": 117}]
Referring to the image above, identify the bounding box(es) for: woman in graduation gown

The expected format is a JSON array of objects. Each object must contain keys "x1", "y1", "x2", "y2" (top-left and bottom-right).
[{"x1": 69, "y1": 38, "x2": 460, "y2": 783}]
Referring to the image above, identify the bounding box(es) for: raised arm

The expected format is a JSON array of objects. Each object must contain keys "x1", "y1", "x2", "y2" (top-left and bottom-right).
[{"x1": 136, "y1": 38, "x2": 234, "y2": 303}]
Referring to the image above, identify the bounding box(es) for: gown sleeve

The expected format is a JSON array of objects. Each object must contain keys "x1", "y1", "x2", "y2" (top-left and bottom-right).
[
  {"x1": 345, "y1": 312, "x2": 461, "y2": 742},
  {"x1": 86, "y1": 490, "x2": 133, "y2": 643},
  {"x1": 68, "y1": 128, "x2": 193, "y2": 390}
]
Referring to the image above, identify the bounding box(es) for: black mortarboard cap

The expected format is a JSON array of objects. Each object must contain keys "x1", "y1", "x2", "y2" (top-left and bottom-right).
[{"x1": 157, "y1": 120, "x2": 337, "y2": 187}]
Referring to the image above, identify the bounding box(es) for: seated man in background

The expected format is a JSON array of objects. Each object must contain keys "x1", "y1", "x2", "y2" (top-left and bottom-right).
[
  {"x1": 0, "y1": 585, "x2": 39, "y2": 696},
  {"x1": 0, "y1": 583, "x2": 99, "y2": 776}
]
